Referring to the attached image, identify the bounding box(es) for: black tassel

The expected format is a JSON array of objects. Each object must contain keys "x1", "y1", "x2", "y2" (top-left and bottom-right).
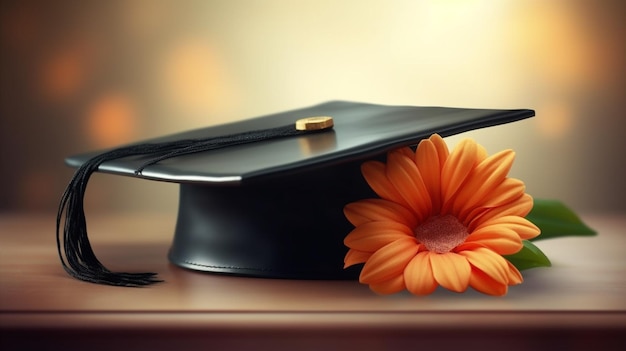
[{"x1": 57, "y1": 122, "x2": 327, "y2": 287}]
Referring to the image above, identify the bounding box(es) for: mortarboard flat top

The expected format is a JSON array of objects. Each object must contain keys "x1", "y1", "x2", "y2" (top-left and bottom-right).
[
  {"x1": 67, "y1": 101, "x2": 533, "y2": 185},
  {"x1": 64, "y1": 101, "x2": 534, "y2": 281}
]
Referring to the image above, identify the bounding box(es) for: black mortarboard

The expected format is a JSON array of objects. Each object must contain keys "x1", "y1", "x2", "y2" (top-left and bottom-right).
[{"x1": 59, "y1": 101, "x2": 534, "y2": 286}]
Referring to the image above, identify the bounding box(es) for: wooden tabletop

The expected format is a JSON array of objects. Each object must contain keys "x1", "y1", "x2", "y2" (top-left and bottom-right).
[{"x1": 1, "y1": 213, "x2": 625, "y2": 350}]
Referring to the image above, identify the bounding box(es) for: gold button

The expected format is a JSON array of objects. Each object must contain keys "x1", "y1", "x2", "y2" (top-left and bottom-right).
[{"x1": 295, "y1": 116, "x2": 334, "y2": 131}]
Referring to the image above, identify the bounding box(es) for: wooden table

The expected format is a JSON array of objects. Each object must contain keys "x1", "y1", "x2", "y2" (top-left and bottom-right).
[{"x1": 1, "y1": 213, "x2": 625, "y2": 350}]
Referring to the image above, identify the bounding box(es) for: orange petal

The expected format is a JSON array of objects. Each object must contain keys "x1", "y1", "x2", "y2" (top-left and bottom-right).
[
  {"x1": 476, "y1": 178, "x2": 525, "y2": 208},
  {"x1": 429, "y1": 134, "x2": 449, "y2": 167},
  {"x1": 458, "y1": 247, "x2": 509, "y2": 285},
  {"x1": 360, "y1": 238, "x2": 418, "y2": 284},
  {"x1": 386, "y1": 151, "x2": 432, "y2": 220},
  {"x1": 429, "y1": 252, "x2": 471, "y2": 293},
  {"x1": 344, "y1": 249, "x2": 372, "y2": 268},
  {"x1": 361, "y1": 161, "x2": 408, "y2": 206},
  {"x1": 475, "y1": 143, "x2": 488, "y2": 163},
  {"x1": 454, "y1": 241, "x2": 485, "y2": 252},
  {"x1": 415, "y1": 138, "x2": 442, "y2": 213},
  {"x1": 344, "y1": 199, "x2": 418, "y2": 228},
  {"x1": 476, "y1": 215, "x2": 540, "y2": 241},
  {"x1": 468, "y1": 193, "x2": 534, "y2": 230},
  {"x1": 464, "y1": 227, "x2": 523, "y2": 255},
  {"x1": 397, "y1": 146, "x2": 415, "y2": 159},
  {"x1": 469, "y1": 267, "x2": 508, "y2": 296},
  {"x1": 453, "y1": 150, "x2": 516, "y2": 219},
  {"x1": 344, "y1": 221, "x2": 413, "y2": 252},
  {"x1": 441, "y1": 139, "x2": 478, "y2": 209},
  {"x1": 369, "y1": 274, "x2": 406, "y2": 295},
  {"x1": 506, "y1": 260, "x2": 523, "y2": 285},
  {"x1": 404, "y1": 251, "x2": 438, "y2": 295},
  {"x1": 463, "y1": 179, "x2": 526, "y2": 227}
]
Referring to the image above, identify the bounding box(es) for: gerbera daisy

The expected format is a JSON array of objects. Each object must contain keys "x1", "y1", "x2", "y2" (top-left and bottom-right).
[{"x1": 343, "y1": 134, "x2": 540, "y2": 296}]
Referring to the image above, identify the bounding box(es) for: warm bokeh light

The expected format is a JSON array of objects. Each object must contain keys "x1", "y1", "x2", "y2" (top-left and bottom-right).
[
  {"x1": 511, "y1": 2, "x2": 597, "y2": 87},
  {"x1": 0, "y1": 0, "x2": 624, "y2": 214},
  {"x1": 534, "y1": 101, "x2": 573, "y2": 139},
  {"x1": 86, "y1": 92, "x2": 139, "y2": 148},
  {"x1": 159, "y1": 39, "x2": 230, "y2": 116},
  {"x1": 39, "y1": 42, "x2": 91, "y2": 102}
]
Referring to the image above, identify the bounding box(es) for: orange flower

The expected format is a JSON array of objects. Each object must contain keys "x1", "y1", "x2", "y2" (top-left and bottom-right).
[{"x1": 344, "y1": 134, "x2": 540, "y2": 296}]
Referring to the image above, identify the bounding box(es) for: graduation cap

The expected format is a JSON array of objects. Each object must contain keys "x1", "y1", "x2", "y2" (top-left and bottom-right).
[{"x1": 58, "y1": 101, "x2": 534, "y2": 287}]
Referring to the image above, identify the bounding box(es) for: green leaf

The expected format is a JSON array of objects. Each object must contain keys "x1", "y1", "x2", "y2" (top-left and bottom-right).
[
  {"x1": 527, "y1": 199, "x2": 596, "y2": 241},
  {"x1": 505, "y1": 240, "x2": 551, "y2": 271}
]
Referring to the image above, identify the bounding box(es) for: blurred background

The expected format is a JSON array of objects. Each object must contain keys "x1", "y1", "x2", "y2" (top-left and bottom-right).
[{"x1": 1, "y1": 0, "x2": 624, "y2": 216}]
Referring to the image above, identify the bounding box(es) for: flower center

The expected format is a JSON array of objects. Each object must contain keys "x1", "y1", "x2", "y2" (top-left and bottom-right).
[{"x1": 414, "y1": 215, "x2": 469, "y2": 253}]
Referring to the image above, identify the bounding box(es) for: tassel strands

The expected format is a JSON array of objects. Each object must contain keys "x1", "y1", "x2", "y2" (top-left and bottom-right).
[{"x1": 57, "y1": 119, "x2": 333, "y2": 287}]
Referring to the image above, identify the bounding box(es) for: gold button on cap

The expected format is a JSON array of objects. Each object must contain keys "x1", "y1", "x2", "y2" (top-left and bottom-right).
[{"x1": 295, "y1": 116, "x2": 334, "y2": 131}]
